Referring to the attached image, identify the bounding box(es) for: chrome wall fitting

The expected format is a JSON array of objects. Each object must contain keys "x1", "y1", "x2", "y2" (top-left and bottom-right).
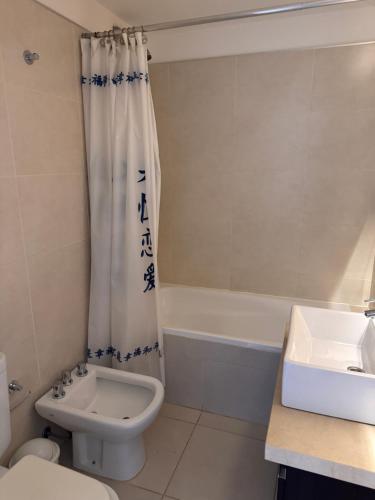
[
  {"x1": 8, "y1": 380, "x2": 23, "y2": 393},
  {"x1": 23, "y1": 50, "x2": 40, "y2": 65}
]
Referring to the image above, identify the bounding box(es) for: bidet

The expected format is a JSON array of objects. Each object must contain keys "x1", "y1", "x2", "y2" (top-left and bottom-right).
[{"x1": 35, "y1": 365, "x2": 164, "y2": 480}]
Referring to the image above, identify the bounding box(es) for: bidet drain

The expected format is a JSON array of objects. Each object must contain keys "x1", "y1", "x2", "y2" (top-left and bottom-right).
[
  {"x1": 123, "y1": 416, "x2": 130, "y2": 420},
  {"x1": 347, "y1": 366, "x2": 365, "y2": 373}
]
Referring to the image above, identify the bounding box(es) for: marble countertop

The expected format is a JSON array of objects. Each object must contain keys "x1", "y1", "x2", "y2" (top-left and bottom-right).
[{"x1": 265, "y1": 349, "x2": 375, "y2": 490}]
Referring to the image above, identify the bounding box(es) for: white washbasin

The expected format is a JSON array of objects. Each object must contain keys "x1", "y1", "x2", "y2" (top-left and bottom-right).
[{"x1": 282, "y1": 305, "x2": 375, "y2": 424}]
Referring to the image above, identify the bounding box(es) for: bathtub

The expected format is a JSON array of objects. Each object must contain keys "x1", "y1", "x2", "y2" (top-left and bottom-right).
[{"x1": 160, "y1": 285, "x2": 349, "y2": 424}]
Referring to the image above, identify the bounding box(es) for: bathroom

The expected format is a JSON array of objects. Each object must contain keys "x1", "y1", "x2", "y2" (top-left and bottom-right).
[{"x1": 0, "y1": 0, "x2": 375, "y2": 498}]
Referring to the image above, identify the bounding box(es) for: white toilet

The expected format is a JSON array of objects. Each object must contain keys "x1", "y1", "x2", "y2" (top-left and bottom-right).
[
  {"x1": 0, "y1": 353, "x2": 119, "y2": 500},
  {"x1": 35, "y1": 363, "x2": 164, "y2": 480}
]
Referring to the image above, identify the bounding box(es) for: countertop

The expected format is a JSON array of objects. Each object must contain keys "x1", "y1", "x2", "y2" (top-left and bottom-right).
[{"x1": 265, "y1": 348, "x2": 375, "y2": 490}]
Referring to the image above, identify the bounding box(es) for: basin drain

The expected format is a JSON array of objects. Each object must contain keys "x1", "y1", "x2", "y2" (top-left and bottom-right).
[{"x1": 347, "y1": 366, "x2": 365, "y2": 373}]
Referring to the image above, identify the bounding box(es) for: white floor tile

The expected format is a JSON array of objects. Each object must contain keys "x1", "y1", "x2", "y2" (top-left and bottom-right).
[
  {"x1": 160, "y1": 403, "x2": 201, "y2": 424},
  {"x1": 130, "y1": 416, "x2": 194, "y2": 494},
  {"x1": 166, "y1": 426, "x2": 277, "y2": 500},
  {"x1": 199, "y1": 411, "x2": 267, "y2": 441}
]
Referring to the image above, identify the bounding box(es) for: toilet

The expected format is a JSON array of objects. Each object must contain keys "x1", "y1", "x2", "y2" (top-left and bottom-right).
[
  {"x1": 0, "y1": 353, "x2": 119, "y2": 500},
  {"x1": 0, "y1": 455, "x2": 119, "y2": 499},
  {"x1": 35, "y1": 363, "x2": 164, "y2": 480}
]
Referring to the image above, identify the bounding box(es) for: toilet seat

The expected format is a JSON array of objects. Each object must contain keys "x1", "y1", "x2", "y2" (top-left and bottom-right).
[{"x1": 0, "y1": 455, "x2": 119, "y2": 500}]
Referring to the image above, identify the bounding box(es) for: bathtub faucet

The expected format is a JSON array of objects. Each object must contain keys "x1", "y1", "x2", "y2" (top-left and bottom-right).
[{"x1": 364, "y1": 297, "x2": 375, "y2": 318}]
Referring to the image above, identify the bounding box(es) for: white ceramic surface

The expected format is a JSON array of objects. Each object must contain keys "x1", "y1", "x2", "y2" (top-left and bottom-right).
[
  {"x1": 160, "y1": 285, "x2": 350, "y2": 351},
  {"x1": 282, "y1": 305, "x2": 375, "y2": 424},
  {"x1": 0, "y1": 456, "x2": 118, "y2": 500},
  {"x1": 35, "y1": 365, "x2": 164, "y2": 480},
  {"x1": 8, "y1": 438, "x2": 60, "y2": 468},
  {"x1": 0, "y1": 353, "x2": 11, "y2": 460}
]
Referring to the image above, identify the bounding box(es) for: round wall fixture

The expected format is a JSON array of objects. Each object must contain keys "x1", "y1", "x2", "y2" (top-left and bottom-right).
[{"x1": 23, "y1": 50, "x2": 40, "y2": 65}]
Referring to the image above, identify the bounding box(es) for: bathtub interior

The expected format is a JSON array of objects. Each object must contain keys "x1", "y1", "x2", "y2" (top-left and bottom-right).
[{"x1": 160, "y1": 284, "x2": 351, "y2": 349}]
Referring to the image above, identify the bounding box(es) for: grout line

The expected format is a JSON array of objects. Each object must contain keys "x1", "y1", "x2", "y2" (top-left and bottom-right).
[
  {"x1": 15, "y1": 171, "x2": 86, "y2": 178},
  {"x1": 0, "y1": 45, "x2": 42, "y2": 387},
  {"x1": 7, "y1": 79, "x2": 82, "y2": 106},
  {"x1": 160, "y1": 414, "x2": 201, "y2": 425},
  {"x1": 161, "y1": 413, "x2": 200, "y2": 497},
  {"x1": 26, "y1": 238, "x2": 89, "y2": 260},
  {"x1": 196, "y1": 421, "x2": 267, "y2": 443}
]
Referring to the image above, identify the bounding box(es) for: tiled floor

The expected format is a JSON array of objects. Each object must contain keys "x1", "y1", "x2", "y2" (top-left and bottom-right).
[{"x1": 61, "y1": 403, "x2": 278, "y2": 500}]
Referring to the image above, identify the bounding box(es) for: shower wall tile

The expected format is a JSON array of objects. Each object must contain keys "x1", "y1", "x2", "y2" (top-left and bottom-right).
[
  {"x1": 6, "y1": 86, "x2": 85, "y2": 175},
  {"x1": 1, "y1": 4, "x2": 78, "y2": 101},
  {"x1": 0, "y1": 0, "x2": 89, "y2": 461},
  {"x1": 28, "y1": 241, "x2": 89, "y2": 387},
  {"x1": 0, "y1": 82, "x2": 14, "y2": 177},
  {"x1": 307, "y1": 107, "x2": 375, "y2": 172},
  {"x1": 0, "y1": 177, "x2": 24, "y2": 266},
  {"x1": 236, "y1": 50, "x2": 314, "y2": 113},
  {"x1": 18, "y1": 173, "x2": 89, "y2": 256},
  {"x1": 0, "y1": 256, "x2": 39, "y2": 390},
  {"x1": 153, "y1": 42, "x2": 375, "y2": 305},
  {"x1": 0, "y1": 0, "x2": 38, "y2": 50},
  {"x1": 311, "y1": 44, "x2": 375, "y2": 111}
]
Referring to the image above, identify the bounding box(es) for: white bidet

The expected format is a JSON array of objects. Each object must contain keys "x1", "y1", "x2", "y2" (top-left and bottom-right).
[{"x1": 35, "y1": 365, "x2": 164, "y2": 480}]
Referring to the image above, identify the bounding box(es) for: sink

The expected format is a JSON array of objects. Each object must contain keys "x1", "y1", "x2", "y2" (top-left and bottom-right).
[{"x1": 282, "y1": 305, "x2": 375, "y2": 425}]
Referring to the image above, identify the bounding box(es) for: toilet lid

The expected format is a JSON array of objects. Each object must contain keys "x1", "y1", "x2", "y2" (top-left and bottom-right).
[{"x1": 0, "y1": 456, "x2": 113, "y2": 500}]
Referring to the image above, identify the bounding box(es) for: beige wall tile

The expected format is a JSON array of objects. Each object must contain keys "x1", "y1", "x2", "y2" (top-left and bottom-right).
[
  {"x1": 0, "y1": 256, "x2": 38, "y2": 388},
  {"x1": 7, "y1": 85, "x2": 85, "y2": 175},
  {"x1": 18, "y1": 173, "x2": 88, "y2": 256},
  {"x1": 308, "y1": 107, "x2": 375, "y2": 172},
  {"x1": 156, "y1": 45, "x2": 375, "y2": 304},
  {"x1": 0, "y1": 177, "x2": 24, "y2": 266},
  {"x1": 0, "y1": 0, "x2": 89, "y2": 459},
  {"x1": 0, "y1": 0, "x2": 37, "y2": 50},
  {"x1": 312, "y1": 44, "x2": 375, "y2": 111},
  {"x1": 28, "y1": 242, "x2": 89, "y2": 385},
  {"x1": 166, "y1": 169, "x2": 232, "y2": 289},
  {"x1": 236, "y1": 49, "x2": 314, "y2": 113},
  {"x1": 0, "y1": 82, "x2": 14, "y2": 177},
  {"x1": 234, "y1": 102, "x2": 309, "y2": 173},
  {"x1": 1, "y1": 2, "x2": 79, "y2": 101},
  {"x1": 296, "y1": 273, "x2": 371, "y2": 305},
  {"x1": 169, "y1": 56, "x2": 235, "y2": 97}
]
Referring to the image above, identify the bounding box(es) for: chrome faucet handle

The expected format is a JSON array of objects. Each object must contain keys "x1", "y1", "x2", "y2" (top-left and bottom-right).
[
  {"x1": 8, "y1": 380, "x2": 23, "y2": 393},
  {"x1": 52, "y1": 380, "x2": 65, "y2": 399},
  {"x1": 364, "y1": 297, "x2": 375, "y2": 303},
  {"x1": 62, "y1": 370, "x2": 73, "y2": 386},
  {"x1": 76, "y1": 361, "x2": 88, "y2": 377}
]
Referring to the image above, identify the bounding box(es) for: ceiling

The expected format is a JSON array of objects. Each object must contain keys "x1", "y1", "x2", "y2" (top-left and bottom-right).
[{"x1": 97, "y1": 0, "x2": 313, "y2": 27}]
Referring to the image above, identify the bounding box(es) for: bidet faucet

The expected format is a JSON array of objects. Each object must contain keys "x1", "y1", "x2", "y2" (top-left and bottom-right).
[
  {"x1": 364, "y1": 297, "x2": 375, "y2": 318},
  {"x1": 62, "y1": 370, "x2": 73, "y2": 386},
  {"x1": 52, "y1": 380, "x2": 65, "y2": 399},
  {"x1": 76, "y1": 361, "x2": 88, "y2": 377}
]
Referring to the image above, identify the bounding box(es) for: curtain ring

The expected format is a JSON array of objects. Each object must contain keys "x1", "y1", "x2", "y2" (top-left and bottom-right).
[{"x1": 141, "y1": 26, "x2": 148, "y2": 44}]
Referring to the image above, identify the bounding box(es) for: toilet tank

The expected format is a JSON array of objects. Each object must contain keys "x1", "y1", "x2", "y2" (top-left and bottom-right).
[{"x1": 0, "y1": 353, "x2": 11, "y2": 458}]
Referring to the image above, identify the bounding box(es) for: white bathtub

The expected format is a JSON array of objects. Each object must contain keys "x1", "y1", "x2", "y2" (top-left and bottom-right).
[{"x1": 160, "y1": 285, "x2": 349, "y2": 424}]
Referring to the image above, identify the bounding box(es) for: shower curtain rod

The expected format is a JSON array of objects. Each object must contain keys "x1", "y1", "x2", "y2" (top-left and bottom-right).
[{"x1": 81, "y1": 0, "x2": 364, "y2": 38}]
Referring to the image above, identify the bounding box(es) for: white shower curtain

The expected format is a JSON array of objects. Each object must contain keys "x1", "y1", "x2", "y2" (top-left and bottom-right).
[{"x1": 81, "y1": 33, "x2": 163, "y2": 380}]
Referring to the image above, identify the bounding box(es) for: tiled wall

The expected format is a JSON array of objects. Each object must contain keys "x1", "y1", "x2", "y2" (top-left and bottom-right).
[
  {"x1": 0, "y1": 0, "x2": 89, "y2": 460},
  {"x1": 151, "y1": 44, "x2": 375, "y2": 305}
]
